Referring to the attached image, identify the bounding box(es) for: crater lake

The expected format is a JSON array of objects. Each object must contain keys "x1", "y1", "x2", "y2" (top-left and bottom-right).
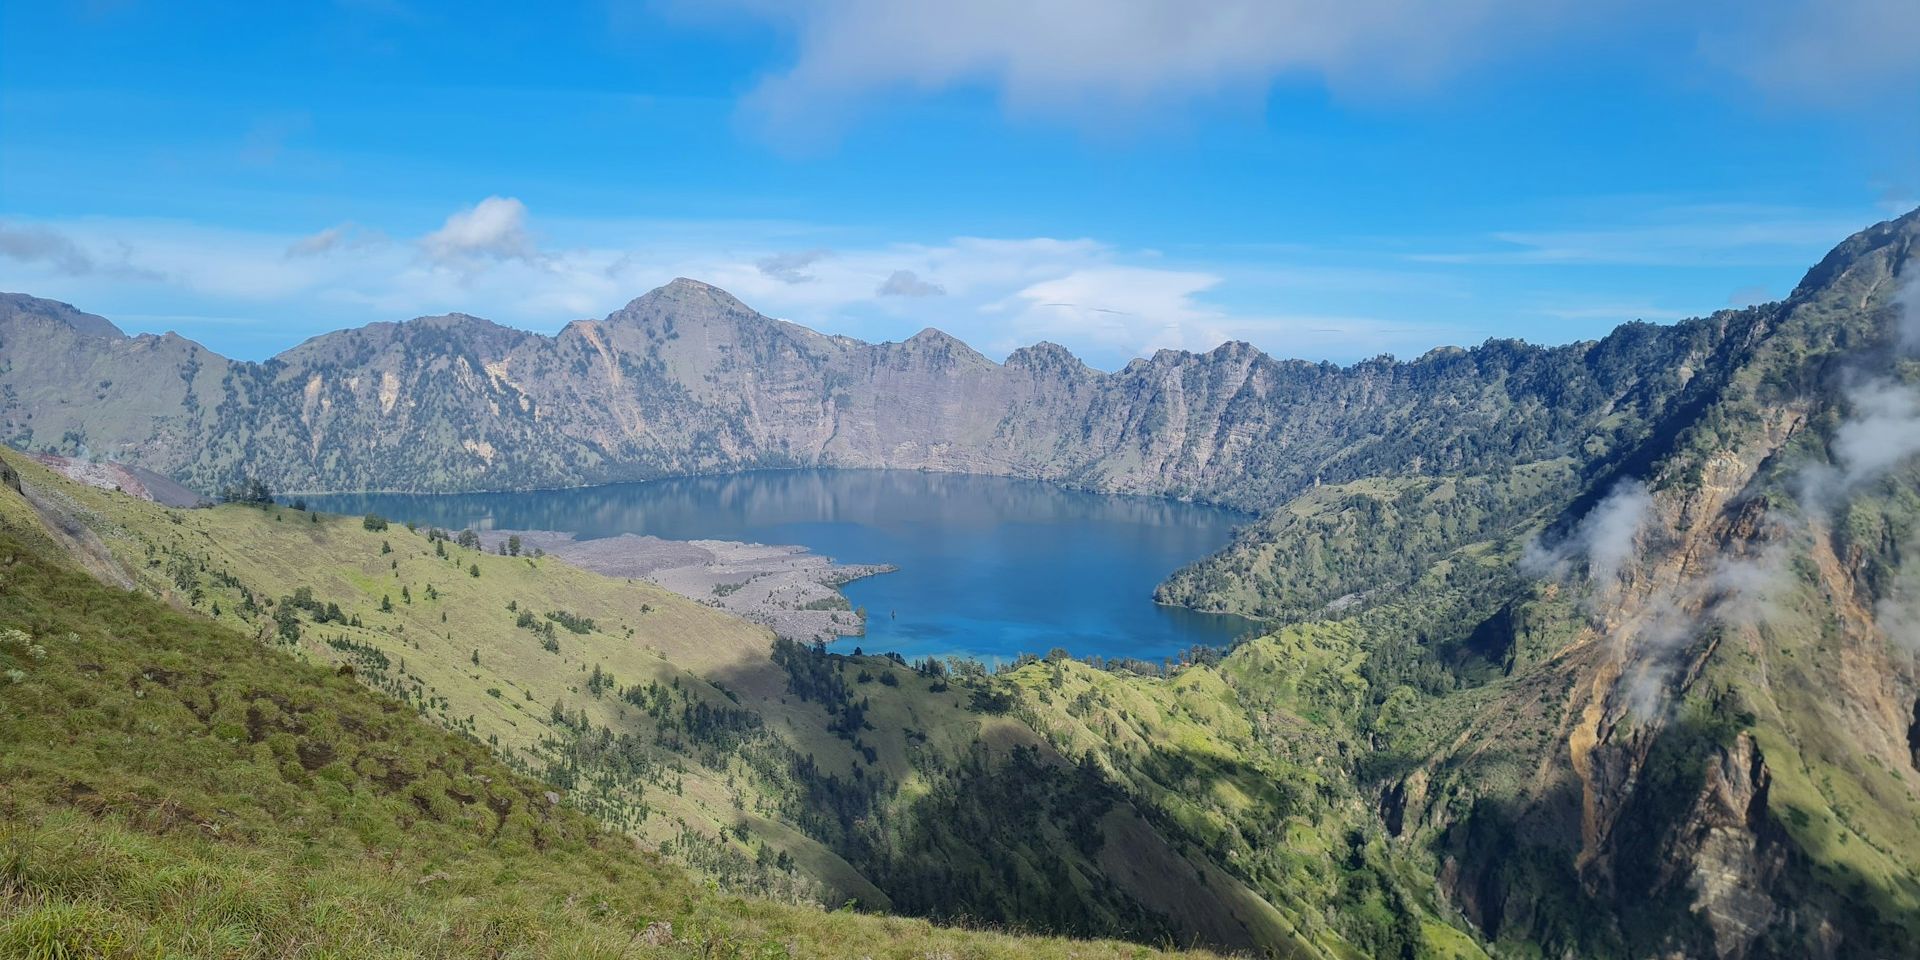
[{"x1": 309, "y1": 469, "x2": 1263, "y2": 664}]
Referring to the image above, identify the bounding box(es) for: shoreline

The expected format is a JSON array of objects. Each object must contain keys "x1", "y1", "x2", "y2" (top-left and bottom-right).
[{"x1": 474, "y1": 529, "x2": 894, "y2": 643}]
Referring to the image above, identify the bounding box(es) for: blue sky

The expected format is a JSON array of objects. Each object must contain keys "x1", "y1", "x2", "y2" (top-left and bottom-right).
[{"x1": 2, "y1": 1, "x2": 1917, "y2": 369}]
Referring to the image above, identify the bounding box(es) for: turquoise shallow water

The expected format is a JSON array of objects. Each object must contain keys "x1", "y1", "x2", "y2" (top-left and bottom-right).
[{"x1": 309, "y1": 469, "x2": 1263, "y2": 665}]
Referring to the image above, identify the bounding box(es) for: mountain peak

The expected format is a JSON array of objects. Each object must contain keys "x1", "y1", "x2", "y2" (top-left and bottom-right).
[
  {"x1": 407, "y1": 311, "x2": 506, "y2": 331},
  {"x1": 623, "y1": 278, "x2": 754, "y2": 316},
  {"x1": 1005, "y1": 341, "x2": 1094, "y2": 377},
  {"x1": 0, "y1": 292, "x2": 125, "y2": 339},
  {"x1": 1790, "y1": 204, "x2": 1920, "y2": 303}
]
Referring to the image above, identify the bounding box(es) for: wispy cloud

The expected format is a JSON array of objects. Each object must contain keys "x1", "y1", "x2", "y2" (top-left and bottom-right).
[
  {"x1": 286, "y1": 222, "x2": 382, "y2": 259},
  {"x1": 0, "y1": 221, "x2": 160, "y2": 280},
  {"x1": 1557, "y1": 252, "x2": 1920, "y2": 714},
  {"x1": 237, "y1": 112, "x2": 314, "y2": 168},
  {"x1": 1522, "y1": 479, "x2": 1655, "y2": 589},
  {"x1": 1409, "y1": 208, "x2": 1864, "y2": 267},
  {"x1": 1795, "y1": 258, "x2": 1920, "y2": 511},
  {"x1": 876, "y1": 269, "x2": 944, "y2": 297}
]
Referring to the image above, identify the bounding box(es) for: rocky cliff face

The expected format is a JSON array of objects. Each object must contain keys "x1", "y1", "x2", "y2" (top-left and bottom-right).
[
  {"x1": 0, "y1": 293, "x2": 230, "y2": 475},
  {"x1": 1376, "y1": 208, "x2": 1920, "y2": 958},
  {"x1": 2, "y1": 277, "x2": 1724, "y2": 518}
]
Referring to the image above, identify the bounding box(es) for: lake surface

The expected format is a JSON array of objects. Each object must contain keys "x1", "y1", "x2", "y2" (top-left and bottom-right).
[{"x1": 310, "y1": 470, "x2": 1262, "y2": 664}]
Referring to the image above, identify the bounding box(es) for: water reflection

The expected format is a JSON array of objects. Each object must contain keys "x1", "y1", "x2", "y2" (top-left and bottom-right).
[{"x1": 310, "y1": 469, "x2": 1264, "y2": 663}]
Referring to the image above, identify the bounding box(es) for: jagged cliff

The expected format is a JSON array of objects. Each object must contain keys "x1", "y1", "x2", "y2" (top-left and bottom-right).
[{"x1": 2, "y1": 276, "x2": 1728, "y2": 517}]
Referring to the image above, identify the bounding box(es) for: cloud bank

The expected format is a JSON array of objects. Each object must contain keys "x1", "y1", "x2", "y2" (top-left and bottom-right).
[
  {"x1": 2, "y1": 202, "x2": 1474, "y2": 366},
  {"x1": 708, "y1": 0, "x2": 1920, "y2": 143},
  {"x1": 726, "y1": 0, "x2": 1571, "y2": 142}
]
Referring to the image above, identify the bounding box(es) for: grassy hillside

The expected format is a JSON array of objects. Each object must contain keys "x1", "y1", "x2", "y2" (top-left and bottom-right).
[
  {"x1": 5, "y1": 450, "x2": 1433, "y2": 957},
  {"x1": 7, "y1": 209, "x2": 1920, "y2": 960},
  {"x1": 0, "y1": 457, "x2": 1235, "y2": 959}
]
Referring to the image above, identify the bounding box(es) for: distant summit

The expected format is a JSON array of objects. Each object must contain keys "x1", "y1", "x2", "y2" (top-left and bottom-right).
[{"x1": 0, "y1": 292, "x2": 125, "y2": 339}]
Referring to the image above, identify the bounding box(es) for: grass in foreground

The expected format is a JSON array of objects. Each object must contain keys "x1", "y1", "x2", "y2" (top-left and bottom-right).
[{"x1": 0, "y1": 505, "x2": 1222, "y2": 959}]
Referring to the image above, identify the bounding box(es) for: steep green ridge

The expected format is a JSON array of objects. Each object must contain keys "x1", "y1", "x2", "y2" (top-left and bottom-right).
[
  {"x1": 0, "y1": 467, "x2": 1229, "y2": 959},
  {"x1": 1156, "y1": 208, "x2": 1920, "y2": 956},
  {"x1": 1376, "y1": 210, "x2": 1920, "y2": 958}
]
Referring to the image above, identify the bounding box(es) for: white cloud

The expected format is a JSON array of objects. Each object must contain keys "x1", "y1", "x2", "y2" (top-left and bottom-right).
[
  {"x1": 0, "y1": 222, "x2": 102, "y2": 275},
  {"x1": 1521, "y1": 478, "x2": 1655, "y2": 588},
  {"x1": 1877, "y1": 560, "x2": 1920, "y2": 654},
  {"x1": 1897, "y1": 259, "x2": 1920, "y2": 356},
  {"x1": 1705, "y1": 543, "x2": 1794, "y2": 632},
  {"x1": 1793, "y1": 266, "x2": 1920, "y2": 511},
  {"x1": 1794, "y1": 377, "x2": 1920, "y2": 512},
  {"x1": 723, "y1": 0, "x2": 1575, "y2": 142},
  {"x1": 420, "y1": 196, "x2": 536, "y2": 265},
  {"x1": 1830, "y1": 380, "x2": 1920, "y2": 486},
  {"x1": 978, "y1": 264, "x2": 1405, "y2": 360}
]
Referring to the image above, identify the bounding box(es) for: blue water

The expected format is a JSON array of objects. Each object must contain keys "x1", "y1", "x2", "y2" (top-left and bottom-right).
[{"x1": 309, "y1": 470, "x2": 1263, "y2": 664}]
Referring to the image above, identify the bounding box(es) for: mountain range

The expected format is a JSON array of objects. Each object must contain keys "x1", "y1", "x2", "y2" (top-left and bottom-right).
[
  {"x1": 2, "y1": 207, "x2": 1918, "y2": 958},
  {"x1": 0, "y1": 262, "x2": 1743, "y2": 513}
]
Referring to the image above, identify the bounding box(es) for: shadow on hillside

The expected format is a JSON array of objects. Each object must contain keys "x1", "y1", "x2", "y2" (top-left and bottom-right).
[{"x1": 688, "y1": 647, "x2": 1336, "y2": 955}]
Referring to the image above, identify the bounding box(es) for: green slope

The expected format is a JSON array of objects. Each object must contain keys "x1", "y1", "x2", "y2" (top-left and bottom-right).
[
  {"x1": 0, "y1": 457, "x2": 1230, "y2": 960},
  {"x1": 2, "y1": 450, "x2": 1393, "y2": 957}
]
